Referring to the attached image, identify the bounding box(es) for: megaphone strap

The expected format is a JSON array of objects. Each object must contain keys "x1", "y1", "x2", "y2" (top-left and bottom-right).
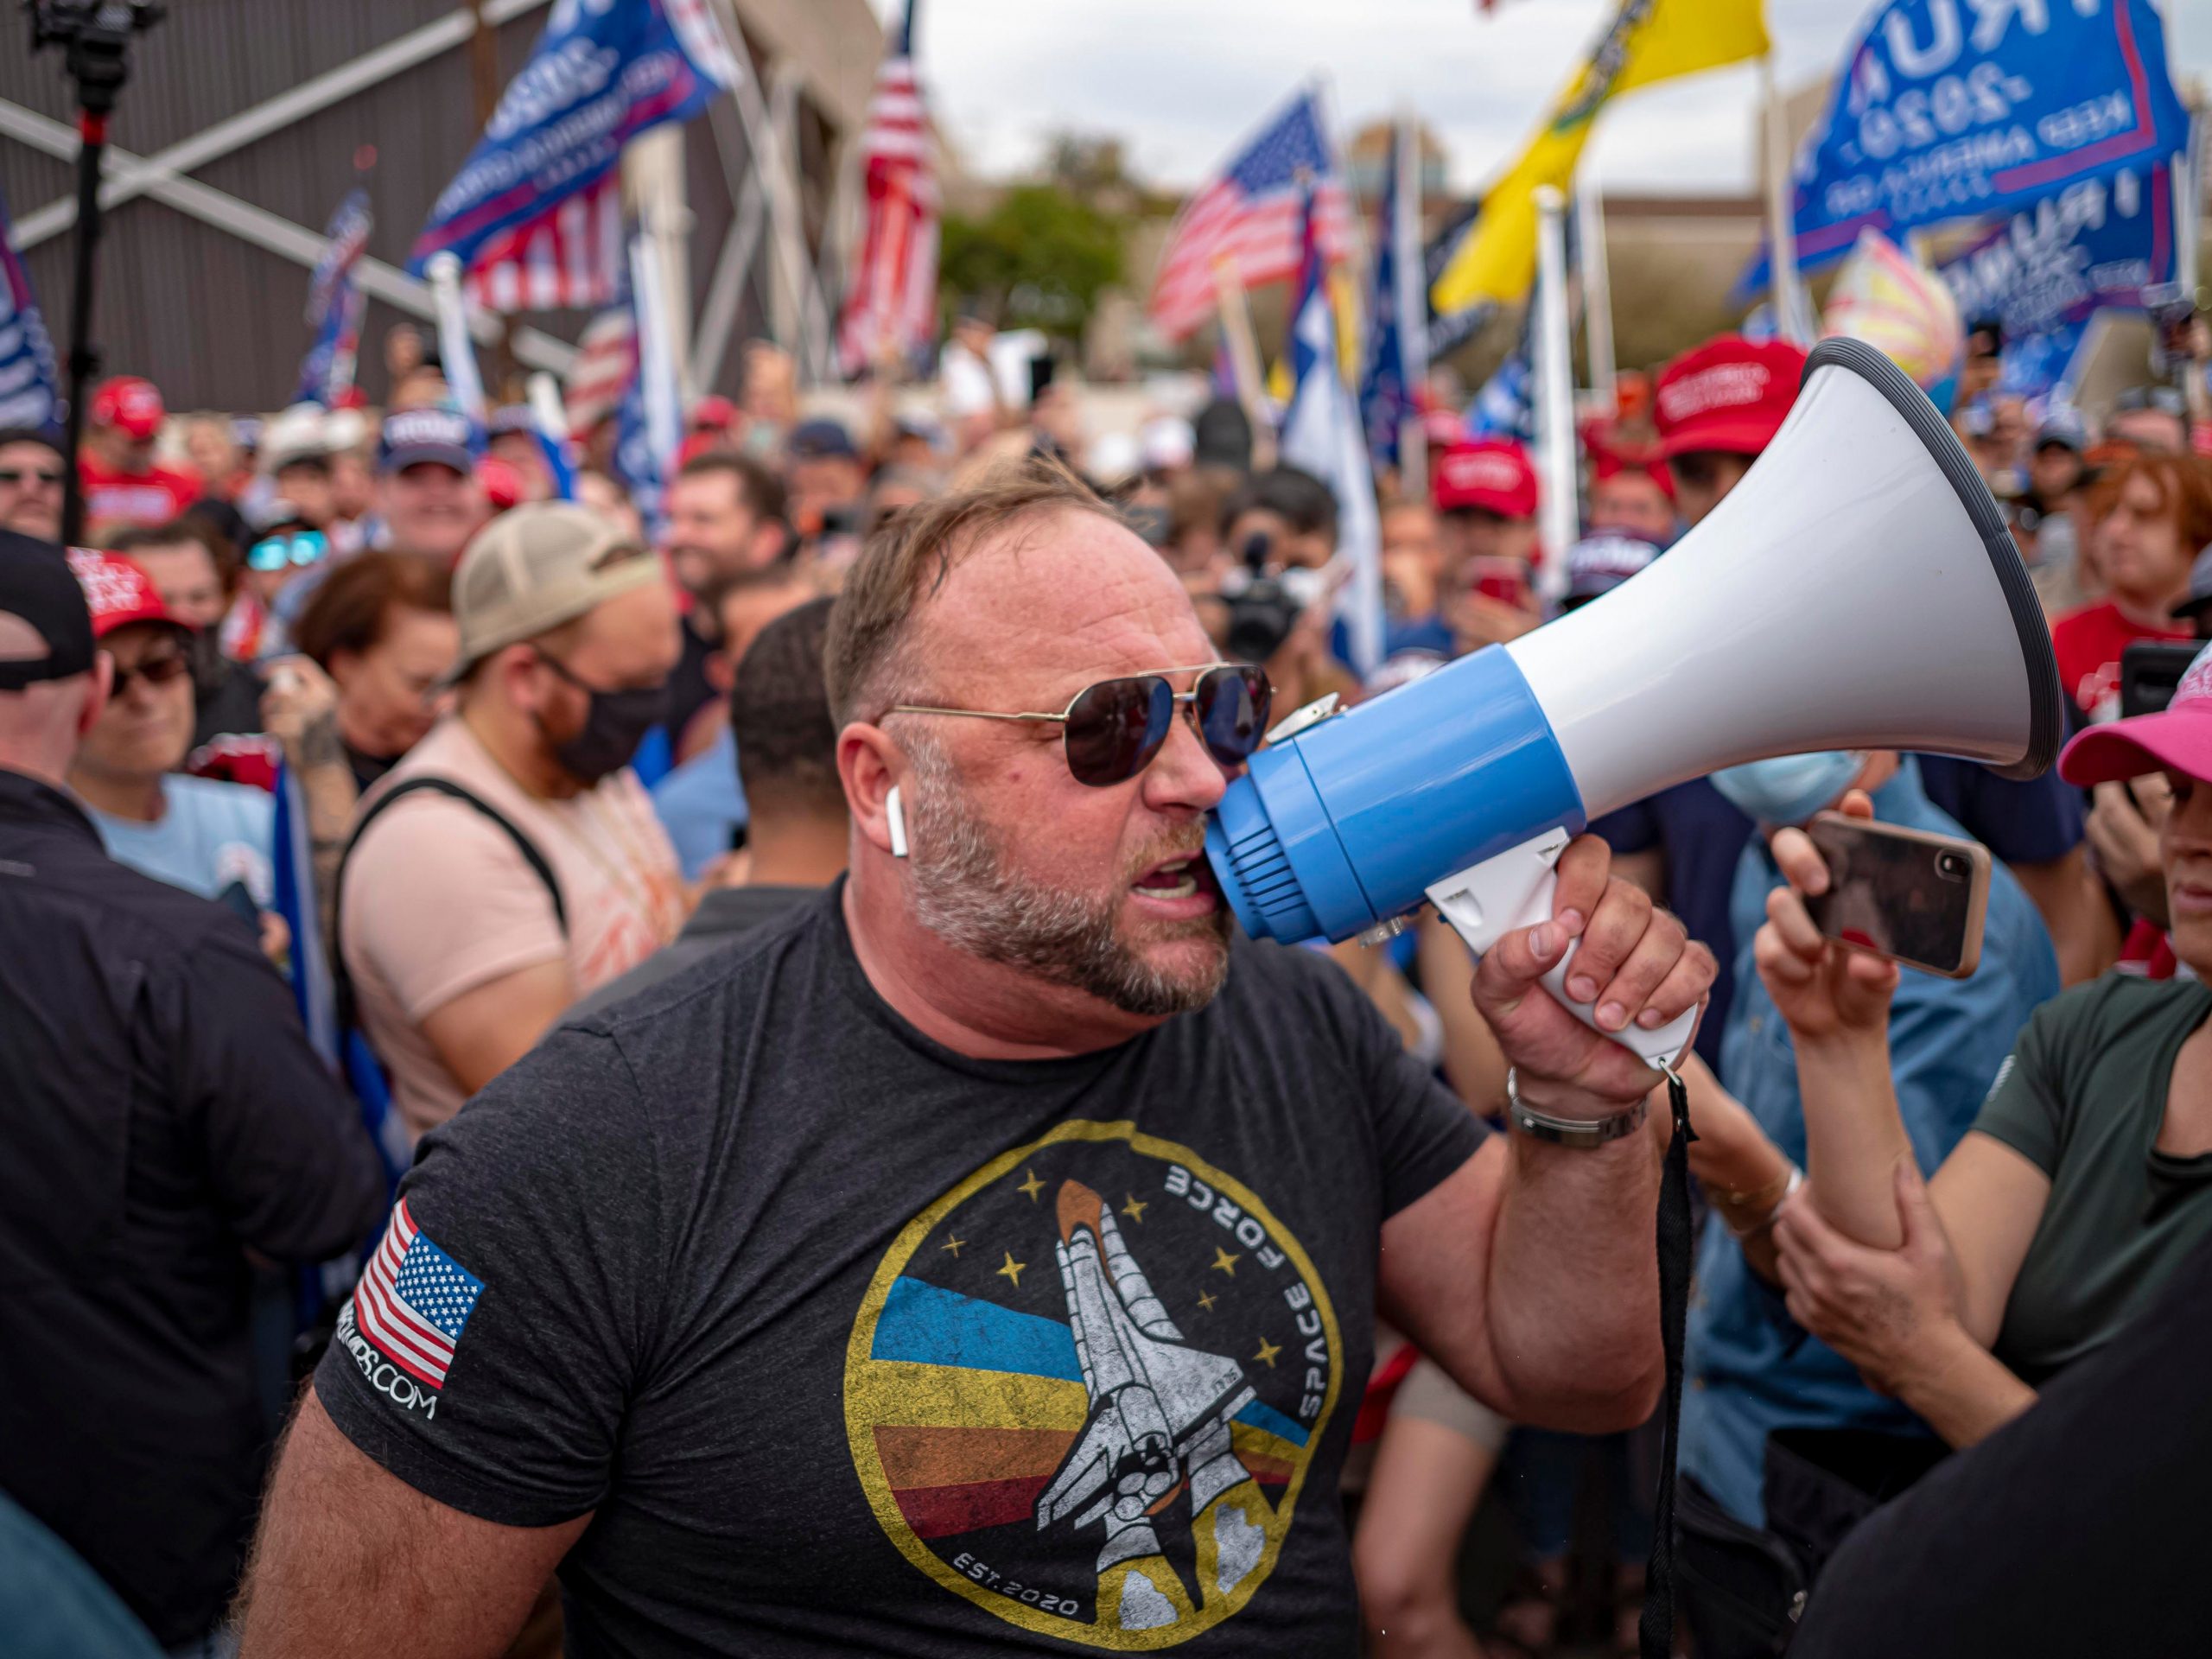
[{"x1": 1640, "y1": 1066, "x2": 1698, "y2": 1659}]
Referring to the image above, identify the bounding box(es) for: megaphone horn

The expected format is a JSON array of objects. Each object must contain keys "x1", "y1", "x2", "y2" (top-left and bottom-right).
[{"x1": 1204, "y1": 337, "x2": 2062, "y2": 1070}]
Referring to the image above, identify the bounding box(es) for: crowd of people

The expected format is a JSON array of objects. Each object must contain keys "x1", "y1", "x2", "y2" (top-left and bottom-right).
[{"x1": 1, "y1": 307, "x2": 2209, "y2": 1659}]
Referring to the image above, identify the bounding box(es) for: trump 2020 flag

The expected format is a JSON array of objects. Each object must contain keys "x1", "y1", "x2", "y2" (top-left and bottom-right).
[
  {"x1": 1281, "y1": 192, "x2": 1384, "y2": 677},
  {"x1": 296, "y1": 188, "x2": 372, "y2": 408},
  {"x1": 0, "y1": 180, "x2": 60, "y2": 430},
  {"x1": 1746, "y1": 0, "x2": 2190, "y2": 294},
  {"x1": 410, "y1": 0, "x2": 737, "y2": 280}
]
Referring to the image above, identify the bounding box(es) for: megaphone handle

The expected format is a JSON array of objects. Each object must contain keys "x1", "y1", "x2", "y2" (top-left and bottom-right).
[{"x1": 1425, "y1": 830, "x2": 1698, "y2": 1073}]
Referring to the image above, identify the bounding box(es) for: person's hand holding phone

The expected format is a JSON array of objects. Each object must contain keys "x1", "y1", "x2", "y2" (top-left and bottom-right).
[
  {"x1": 1752, "y1": 789, "x2": 1901, "y2": 1046},
  {"x1": 2087, "y1": 776, "x2": 2171, "y2": 929}
]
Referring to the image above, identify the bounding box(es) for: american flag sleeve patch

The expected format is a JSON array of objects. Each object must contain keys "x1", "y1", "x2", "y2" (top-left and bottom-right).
[{"x1": 350, "y1": 1198, "x2": 485, "y2": 1391}]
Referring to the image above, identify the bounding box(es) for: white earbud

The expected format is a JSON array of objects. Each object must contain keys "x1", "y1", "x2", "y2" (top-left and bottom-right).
[{"x1": 886, "y1": 784, "x2": 909, "y2": 858}]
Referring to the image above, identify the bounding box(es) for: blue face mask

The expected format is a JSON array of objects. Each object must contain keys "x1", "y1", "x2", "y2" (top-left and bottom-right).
[{"x1": 1709, "y1": 750, "x2": 1866, "y2": 827}]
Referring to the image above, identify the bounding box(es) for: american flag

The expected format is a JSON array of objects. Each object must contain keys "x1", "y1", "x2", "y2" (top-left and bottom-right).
[
  {"x1": 1147, "y1": 89, "x2": 1352, "y2": 341},
  {"x1": 352, "y1": 1198, "x2": 484, "y2": 1390},
  {"x1": 836, "y1": 0, "x2": 938, "y2": 377},
  {"x1": 566, "y1": 300, "x2": 640, "y2": 434},
  {"x1": 467, "y1": 172, "x2": 626, "y2": 315}
]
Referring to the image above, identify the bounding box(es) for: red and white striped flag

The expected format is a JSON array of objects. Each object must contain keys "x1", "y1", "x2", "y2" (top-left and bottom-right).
[
  {"x1": 565, "y1": 299, "x2": 639, "y2": 434},
  {"x1": 1147, "y1": 88, "x2": 1352, "y2": 341},
  {"x1": 836, "y1": 0, "x2": 938, "y2": 378},
  {"x1": 467, "y1": 172, "x2": 626, "y2": 315}
]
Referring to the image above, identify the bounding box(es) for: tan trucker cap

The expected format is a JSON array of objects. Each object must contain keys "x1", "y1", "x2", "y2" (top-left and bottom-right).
[{"x1": 446, "y1": 502, "x2": 662, "y2": 681}]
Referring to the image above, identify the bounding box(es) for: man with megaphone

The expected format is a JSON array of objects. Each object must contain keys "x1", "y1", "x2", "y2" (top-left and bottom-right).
[{"x1": 238, "y1": 459, "x2": 1713, "y2": 1656}]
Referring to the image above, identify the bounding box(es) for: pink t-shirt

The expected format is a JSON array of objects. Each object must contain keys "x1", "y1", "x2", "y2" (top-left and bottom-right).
[{"x1": 341, "y1": 716, "x2": 686, "y2": 1139}]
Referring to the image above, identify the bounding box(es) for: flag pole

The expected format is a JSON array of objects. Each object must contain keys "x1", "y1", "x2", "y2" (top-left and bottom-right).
[
  {"x1": 1759, "y1": 54, "x2": 1811, "y2": 346},
  {"x1": 1531, "y1": 185, "x2": 1577, "y2": 606},
  {"x1": 425, "y1": 251, "x2": 488, "y2": 423},
  {"x1": 1212, "y1": 258, "x2": 1276, "y2": 468},
  {"x1": 1577, "y1": 161, "x2": 1616, "y2": 406},
  {"x1": 1394, "y1": 105, "x2": 1430, "y2": 499}
]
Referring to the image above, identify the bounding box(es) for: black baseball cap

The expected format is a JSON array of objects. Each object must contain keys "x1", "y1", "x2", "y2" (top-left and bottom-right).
[
  {"x1": 0, "y1": 532, "x2": 96, "y2": 690},
  {"x1": 0, "y1": 425, "x2": 65, "y2": 461},
  {"x1": 378, "y1": 405, "x2": 476, "y2": 475}
]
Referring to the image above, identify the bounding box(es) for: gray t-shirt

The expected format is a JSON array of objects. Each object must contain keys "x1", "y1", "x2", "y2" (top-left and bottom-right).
[
  {"x1": 567, "y1": 883, "x2": 818, "y2": 1020},
  {"x1": 316, "y1": 886, "x2": 1484, "y2": 1655}
]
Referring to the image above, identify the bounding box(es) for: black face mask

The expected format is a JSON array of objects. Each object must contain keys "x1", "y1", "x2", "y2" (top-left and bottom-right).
[{"x1": 537, "y1": 656, "x2": 670, "y2": 785}]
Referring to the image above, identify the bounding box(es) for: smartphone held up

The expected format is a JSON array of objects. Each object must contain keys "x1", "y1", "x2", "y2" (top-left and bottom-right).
[{"x1": 1803, "y1": 812, "x2": 1992, "y2": 980}]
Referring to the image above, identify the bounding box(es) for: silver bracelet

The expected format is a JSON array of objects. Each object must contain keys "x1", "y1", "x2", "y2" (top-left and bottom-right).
[{"x1": 1505, "y1": 1067, "x2": 1650, "y2": 1149}]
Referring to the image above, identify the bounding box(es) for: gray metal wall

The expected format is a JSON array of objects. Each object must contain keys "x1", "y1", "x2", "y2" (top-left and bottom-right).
[{"x1": 0, "y1": 0, "x2": 793, "y2": 413}]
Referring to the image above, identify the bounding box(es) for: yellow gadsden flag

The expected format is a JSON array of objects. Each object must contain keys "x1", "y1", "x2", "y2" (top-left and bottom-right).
[{"x1": 1432, "y1": 0, "x2": 1768, "y2": 316}]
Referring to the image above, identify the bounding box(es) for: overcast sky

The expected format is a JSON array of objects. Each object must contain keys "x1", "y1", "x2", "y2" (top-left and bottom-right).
[{"x1": 877, "y1": 0, "x2": 2212, "y2": 197}]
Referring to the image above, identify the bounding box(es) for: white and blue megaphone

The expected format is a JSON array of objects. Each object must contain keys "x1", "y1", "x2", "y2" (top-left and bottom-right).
[{"x1": 1203, "y1": 339, "x2": 2063, "y2": 1069}]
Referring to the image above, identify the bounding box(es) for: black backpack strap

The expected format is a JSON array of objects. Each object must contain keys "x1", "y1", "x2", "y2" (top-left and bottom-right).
[{"x1": 331, "y1": 777, "x2": 568, "y2": 1032}]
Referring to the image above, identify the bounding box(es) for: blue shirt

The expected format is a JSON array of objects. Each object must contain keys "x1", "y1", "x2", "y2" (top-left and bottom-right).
[
  {"x1": 1677, "y1": 758, "x2": 2062, "y2": 1528},
  {"x1": 650, "y1": 727, "x2": 749, "y2": 881},
  {"x1": 89, "y1": 774, "x2": 275, "y2": 906}
]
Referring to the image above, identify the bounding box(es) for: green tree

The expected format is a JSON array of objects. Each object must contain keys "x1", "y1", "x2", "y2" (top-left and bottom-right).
[{"x1": 938, "y1": 184, "x2": 1126, "y2": 340}]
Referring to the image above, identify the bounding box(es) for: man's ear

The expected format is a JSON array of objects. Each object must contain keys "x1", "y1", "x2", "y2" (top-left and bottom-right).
[{"x1": 840, "y1": 721, "x2": 906, "y2": 858}]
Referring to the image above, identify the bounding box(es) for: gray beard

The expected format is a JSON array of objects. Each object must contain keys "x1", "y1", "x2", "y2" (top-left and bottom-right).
[{"x1": 901, "y1": 736, "x2": 1230, "y2": 1019}]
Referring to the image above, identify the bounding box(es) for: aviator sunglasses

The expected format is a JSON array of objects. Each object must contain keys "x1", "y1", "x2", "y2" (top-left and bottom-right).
[{"x1": 892, "y1": 663, "x2": 1272, "y2": 788}]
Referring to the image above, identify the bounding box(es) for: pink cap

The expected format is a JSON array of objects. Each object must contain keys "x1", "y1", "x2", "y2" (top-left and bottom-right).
[{"x1": 2062, "y1": 642, "x2": 2212, "y2": 785}]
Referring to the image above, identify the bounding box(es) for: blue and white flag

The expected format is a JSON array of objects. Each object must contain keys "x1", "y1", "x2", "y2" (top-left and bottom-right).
[
  {"x1": 296, "y1": 188, "x2": 372, "y2": 408},
  {"x1": 1465, "y1": 347, "x2": 1535, "y2": 442},
  {"x1": 410, "y1": 0, "x2": 736, "y2": 280},
  {"x1": 612, "y1": 231, "x2": 681, "y2": 537},
  {"x1": 0, "y1": 180, "x2": 61, "y2": 431},
  {"x1": 1937, "y1": 160, "x2": 2174, "y2": 384},
  {"x1": 1358, "y1": 119, "x2": 1428, "y2": 473},
  {"x1": 1281, "y1": 190, "x2": 1383, "y2": 678},
  {"x1": 1745, "y1": 0, "x2": 2189, "y2": 296}
]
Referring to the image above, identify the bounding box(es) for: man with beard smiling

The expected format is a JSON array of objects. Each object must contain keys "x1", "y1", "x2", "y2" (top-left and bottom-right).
[{"x1": 239, "y1": 462, "x2": 1713, "y2": 1656}]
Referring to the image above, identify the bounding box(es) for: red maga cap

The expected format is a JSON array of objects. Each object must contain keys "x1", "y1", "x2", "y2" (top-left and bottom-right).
[
  {"x1": 90, "y1": 376, "x2": 166, "y2": 441},
  {"x1": 1653, "y1": 335, "x2": 1807, "y2": 460},
  {"x1": 2062, "y1": 643, "x2": 2212, "y2": 786},
  {"x1": 67, "y1": 549, "x2": 183, "y2": 638},
  {"x1": 1432, "y1": 439, "x2": 1538, "y2": 518}
]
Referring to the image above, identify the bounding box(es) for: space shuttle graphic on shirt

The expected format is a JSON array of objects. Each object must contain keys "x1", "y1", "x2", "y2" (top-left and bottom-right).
[{"x1": 1037, "y1": 1180, "x2": 1270, "y2": 1631}]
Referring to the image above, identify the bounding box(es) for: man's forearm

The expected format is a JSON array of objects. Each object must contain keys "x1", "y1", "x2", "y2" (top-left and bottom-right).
[{"x1": 1484, "y1": 1121, "x2": 1663, "y2": 1430}]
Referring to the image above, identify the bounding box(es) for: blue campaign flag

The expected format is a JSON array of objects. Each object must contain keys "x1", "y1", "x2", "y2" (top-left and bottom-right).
[
  {"x1": 1465, "y1": 348, "x2": 1534, "y2": 442},
  {"x1": 296, "y1": 188, "x2": 372, "y2": 407},
  {"x1": 410, "y1": 0, "x2": 736, "y2": 278},
  {"x1": 1358, "y1": 123, "x2": 1422, "y2": 472},
  {"x1": 1938, "y1": 160, "x2": 2173, "y2": 341},
  {"x1": 0, "y1": 180, "x2": 61, "y2": 431},
  {"x1": 1745, "y1": 0, "x2": 2188, "y2": 296},
  {"x1": 1422, "y1": 198, "x2": 1491, "y2": 361}
]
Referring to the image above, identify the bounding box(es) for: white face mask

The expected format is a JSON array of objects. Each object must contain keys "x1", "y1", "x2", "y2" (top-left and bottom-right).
[{"x1": 1708, "y1": 750, "x2": 1867, "y2": 827}]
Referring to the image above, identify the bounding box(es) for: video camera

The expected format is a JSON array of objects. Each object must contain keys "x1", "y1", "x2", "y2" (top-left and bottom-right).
[{"x1": 1217, "y1": 531, "x2": 1332, "y2": 666}]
